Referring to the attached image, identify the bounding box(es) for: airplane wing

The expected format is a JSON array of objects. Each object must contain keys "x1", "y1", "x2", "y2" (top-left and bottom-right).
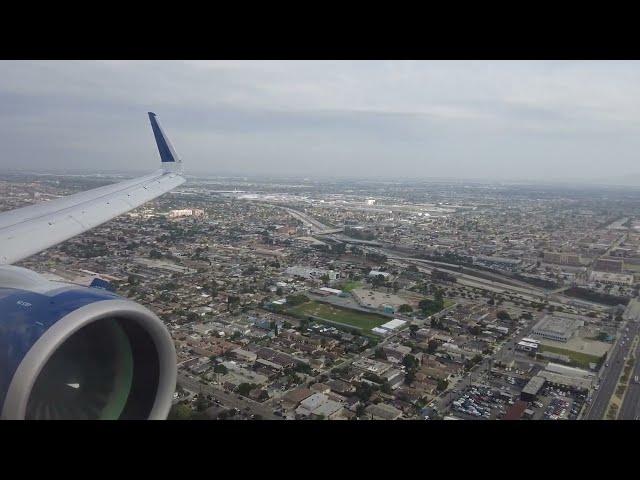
[{"x1": 0, "y1": 112, "x2": 185, "y2": 265}]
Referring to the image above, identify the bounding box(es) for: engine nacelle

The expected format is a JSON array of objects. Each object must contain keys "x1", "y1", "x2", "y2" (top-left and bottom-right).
[{"x1": 0, "y1": 266, "x2": 176, "y2": 420}]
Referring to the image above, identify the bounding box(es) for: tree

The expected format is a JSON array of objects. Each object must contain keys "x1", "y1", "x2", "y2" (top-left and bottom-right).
[
  {"x1": 399, "y1": 304, "x2": 413, "y2": 314},
  {"x1": 374, "y1": 347, "x2": 387, "y2": 360},
  {"x1": 469, "y1": 325, "x2": 482, "y2": 336},
  {"x1": 404, "y1": 370, "x2": 416, "y2": 385},
  {"x1": 294, "y1": 362, "x2": 312, "y2": 375},
  {"x1": 355, "y1": 382, "x2": 374, "y2": 401},
  {"x1": 371, "y1": 274, "x2": 386, "y2": 289},
  {"x1": 437, "y1": 378, "x2": 449, "y2": 392},
  {"x1": 496, "y1": 310, "x2": 511, "y2": 321},
  {"x1": 194, "y1": 395, "x2": 210, "y2": 412},
  {"x1": 434, "y1": 289, "x2": 444, "y2": 306},
  {"x1": 168, "y1": 404, "x2": 193, "y2": 420},
  {"x1": 402, "y1": 354, "x2": 418, "y2": 371},
  {"x1": 286, "y1": 294, "x2": 309, "y2": 306},
  {"x1": 213, "y1": 364, "x2": 228, "y2": 375},
  {"x1": 237, "y1": 383, "x2": 257, "y2": 397},
  {"x1": 227, "y1": 295, "x2": 241, "y2": 312},
  {"x1": 299, "y1": 318, "x2": 310, "y2": 331}
]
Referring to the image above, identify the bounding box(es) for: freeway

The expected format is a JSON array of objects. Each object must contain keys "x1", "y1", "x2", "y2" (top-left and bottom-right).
[
  {"x1": 583, "y1": 321, "x2": 638, "y2": 419},
  {"x1": 177, "y1": 372, "x2": 282, "y2": 420},
  {"x1": 266, "y1": 199, "x2": 617, "y2": 315},
  {"x1": 282, "y1": 207, "x2": 329, "y2": 232},
  {"x1": 372, "y1": 248, "x2": 611, "y2": 313}
]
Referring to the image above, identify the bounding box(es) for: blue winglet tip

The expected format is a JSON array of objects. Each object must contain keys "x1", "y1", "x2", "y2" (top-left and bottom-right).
[{"x1": 148, "y1": 112, "x2": 179, "y2": 164}]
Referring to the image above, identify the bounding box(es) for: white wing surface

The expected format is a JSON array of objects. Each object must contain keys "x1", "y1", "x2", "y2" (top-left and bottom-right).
[{"x1": 0, "y1": 112, "x2": 185, "y2": 265}]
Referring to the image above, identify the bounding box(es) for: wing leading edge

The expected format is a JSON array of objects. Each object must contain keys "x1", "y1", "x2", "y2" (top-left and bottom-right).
[{"x1": 0, "y1": 113, "x2": 185, "y2": 265}]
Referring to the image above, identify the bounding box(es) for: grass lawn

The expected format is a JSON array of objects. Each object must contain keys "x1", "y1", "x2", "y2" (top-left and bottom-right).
[
  {"x1": 288, "y1": 300, "x2": 389, "y2": 332},
  {"x1": 539, "y1": 344, "x2": 602, "y2": 370},
  {"x1": 340, "y1": 280, "x2": 361, "y2": 292},
  {"x1": 443, "y1": 299, "x2": 455, "y2": 308}
]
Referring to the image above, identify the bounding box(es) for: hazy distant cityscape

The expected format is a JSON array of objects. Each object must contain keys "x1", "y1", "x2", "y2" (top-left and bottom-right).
[{"x1": 5, "y1": 171, "x2": 640, "y2": 421}]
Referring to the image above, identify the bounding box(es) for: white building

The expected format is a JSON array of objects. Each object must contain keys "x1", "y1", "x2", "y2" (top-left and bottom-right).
[
  {"x1": 368, "y1": 270, "x2": 390, "y2": 279},
  {"x1": 516, "y1": 340, "x2": 539, "y2": 352},
  {"x1": 531, "y1": 315, "x2": 583, "y2": 343},
  {"x1": 285, "y1": 266, "x2": 338, "y2": 280},
  {"x1": 296, "y1": 393, "x2": 330, "y2": 417},
  {"x1": 169, "y1": 208, "x2": 205, "y2": 219},
  {"x1": 589, "y1": 270, "x2": 634, "y2": 286},
  {"x1": 319, "y1": 287, "x2": 343, "y2": 295}
]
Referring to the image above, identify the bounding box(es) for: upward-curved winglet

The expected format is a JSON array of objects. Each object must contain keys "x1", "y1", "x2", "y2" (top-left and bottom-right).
[
  {"x1": 148, "y1": 112, "x2": 182, "y2": 172},
  {"x1": 0, "y1": 112, "x2": 186, "y2": 265}
]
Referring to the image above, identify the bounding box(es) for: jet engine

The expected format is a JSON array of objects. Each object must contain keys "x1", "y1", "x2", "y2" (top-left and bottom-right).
[{"x1": 0, "y1": 266, "x2": 176, "y2": 420}]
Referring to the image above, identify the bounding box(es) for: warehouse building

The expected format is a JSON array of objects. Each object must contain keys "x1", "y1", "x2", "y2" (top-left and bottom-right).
[
  {"x1": 516, "y1": 340, "x2": 539, "y2": 353},
  {"x1": 285, "y1": 266, "x2": 338, "y2": 280},
  {"x1": 368, "y1": 270, "x2": 391, "y2": 279},
  {"x1": 521, "y1": 375, "x2": 545, "y2": 401},
  {"x1": 589, "y1": 270, "x2": 634, "y2": 286},
  {"x1": 538, "y1": 362, "x2": 595, "y2": 390},
  {"x1": 372, "y1": 318, "x2": 407, "y2": 336},
  {"x1": 531, "y1": 315, "x2": 583, "y2": 343},
  {"x1": 593, "y1": 258, "x2": 624, "y2": 273}
]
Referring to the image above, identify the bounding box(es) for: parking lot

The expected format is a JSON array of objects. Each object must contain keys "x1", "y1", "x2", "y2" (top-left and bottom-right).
[
  {"x1": 538, "y1": 384, "x2": 587, "y2": 420},
  {"x1": 451, "y1": 384, "x2": 516, "y2": 420},
  {"x1": 448, "y1": 375, "x2": 588, "y2": 420}
]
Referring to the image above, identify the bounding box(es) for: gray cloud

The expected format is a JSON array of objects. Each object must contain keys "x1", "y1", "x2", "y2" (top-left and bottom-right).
[{"x1": 1, "y1": 60, "x2": 640, "y2": 182}]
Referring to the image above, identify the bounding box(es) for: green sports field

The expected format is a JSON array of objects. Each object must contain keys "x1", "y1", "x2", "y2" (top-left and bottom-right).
[
  {"x1": 340, "y1": 281, "x2": 361, "y2": 292},
  {"x1": 539, "y1": 344, "x2": 602, "y2": 370},
  {"x1": 288, "y1": 300, "x2": 389, "y2": 332}
]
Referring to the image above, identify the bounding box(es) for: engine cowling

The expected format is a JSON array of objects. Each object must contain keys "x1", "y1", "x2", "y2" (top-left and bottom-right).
[{"x1": 0, "y1": 266, "x2": 176, "y2": 420}]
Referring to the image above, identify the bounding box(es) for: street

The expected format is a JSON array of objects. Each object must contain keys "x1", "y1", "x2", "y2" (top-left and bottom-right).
[
  {"x1": 618, "y1": 333, "x2": 640, "y2": 420},
  {"x1": 583, "y1": 321, "x2": 638, "y2": 419},
  {"x1": 177, "y1": 373, "x2": 282, "y2": 420}
]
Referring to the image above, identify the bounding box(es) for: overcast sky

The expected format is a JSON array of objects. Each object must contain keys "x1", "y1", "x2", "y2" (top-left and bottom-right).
[{"x1": 1, "y1": 60, "x2": 640, "y2": 182}]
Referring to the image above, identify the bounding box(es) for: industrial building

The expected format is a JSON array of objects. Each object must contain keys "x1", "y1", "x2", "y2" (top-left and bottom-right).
[
  {"x1": 544, "y1": 251, "x2": 582, "y2": 266},
  {"x1": 169, "y1": 208, "x2": 205, "y2": 219},
  {"x1": 516, "y1": 340, "x2": 539, "y2": 353},
  {"x1": 589, "y1": 270, "x2": 634, "y2": 286},
  {"x1": 531, "y1": 315, "x2": 583, "y2": 343},
  {"x1": 368, "y1": 270, "x2": 391, "y2": 279},
  {"x1": 372, "y1": 318, "x2": 407, "y2": 336},
  {"x1": 593, "y1": 258, "x2": 624, "y2": 273},
  {"x1": 285, "y1": 266, "x2": 338, "y2": 280},
  {"x1": 521, "y1": 375, "x2": 545, "y2": 401},
  {"x1": 538, "y1": 363, "x2": 595, "y2": 390},
  {"x1": 473, "y1": 255, "x2": 522, "y2": 270}
]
